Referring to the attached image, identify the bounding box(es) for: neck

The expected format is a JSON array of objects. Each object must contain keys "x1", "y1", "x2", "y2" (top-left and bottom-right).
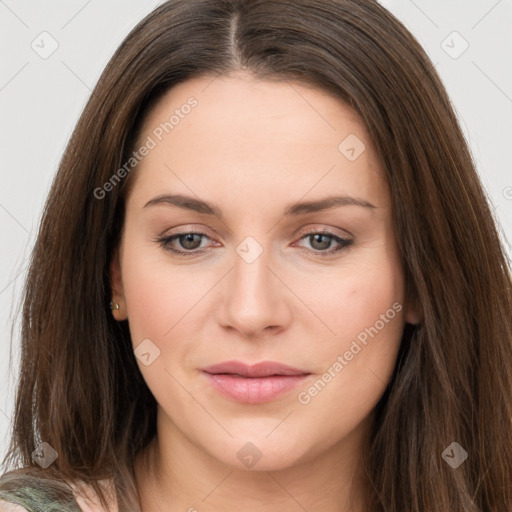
[{"x1": 134, "y1": 407, "x2": 372, "y2": 512}]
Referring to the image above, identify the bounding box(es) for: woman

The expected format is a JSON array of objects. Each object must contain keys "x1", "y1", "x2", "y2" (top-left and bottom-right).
[{"x1": 1, "y1": 0, "x2": 511, "y2": 511}]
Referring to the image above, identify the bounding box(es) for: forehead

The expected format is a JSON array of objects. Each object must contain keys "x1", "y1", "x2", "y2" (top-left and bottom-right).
[{"x1": 128, "y1": 72, "x2": 388, "y2": 211}]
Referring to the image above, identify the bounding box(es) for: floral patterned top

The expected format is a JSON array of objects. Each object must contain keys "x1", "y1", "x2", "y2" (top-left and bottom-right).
[{"x1": 0, "y1": 474, "x2": 118, "y2": 512}]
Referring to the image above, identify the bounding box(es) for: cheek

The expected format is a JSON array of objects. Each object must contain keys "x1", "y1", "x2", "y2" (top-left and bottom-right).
[
  {"x1": 306, "y1": 241, "x2": 404, "y2": 343},
  {"x1": 298, "y1": 242, "x2": 405, "y2": 396},
  {"x1": 119, "y1": 229, "x2": 207, "y2": 345},
  {"x1": 119, "y1": 204, "x2": 219, "y2": 357},
  {"x1": 337, "y1": 267, "x2": 403, "y2": 337},
  {"x1": 319, "y1": 281, "x2": 404, "y2": 391},
  {"x1": 119, "y1": 243, "x2": 202, "y2": 405},
  {"x1": 122, "y1": 264, "x2": 181, "y2": 346}
]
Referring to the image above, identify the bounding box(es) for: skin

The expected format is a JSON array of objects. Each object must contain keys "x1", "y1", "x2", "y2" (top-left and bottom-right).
[{"x1": 110, "y1": 71, "x2": 421, "y2": 512}]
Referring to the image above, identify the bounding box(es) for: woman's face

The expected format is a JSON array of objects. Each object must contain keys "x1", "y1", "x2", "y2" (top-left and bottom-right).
[{"x1": 112, "y1": 71, "x2": 419, "y2": 471}]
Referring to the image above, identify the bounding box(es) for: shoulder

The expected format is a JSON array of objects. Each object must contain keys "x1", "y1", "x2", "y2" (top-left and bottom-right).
[
  {"x1": 0, "y1": 470, "x2": 117, "y2": 512},
  {"x1": 0, "y1": 467, "x2": 79, "y2": 511},
  {"x1": 67, "y1": 479, "x2": 118, "y2": 512}
]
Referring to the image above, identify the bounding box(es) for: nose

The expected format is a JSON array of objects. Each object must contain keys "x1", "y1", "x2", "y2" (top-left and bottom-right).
[{"x1": 216, "y1": 240, "x2": 291, "y2": 339}]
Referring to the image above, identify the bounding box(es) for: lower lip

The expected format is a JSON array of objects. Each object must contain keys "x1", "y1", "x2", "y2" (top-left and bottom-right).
[{"x1": 202, "y1": 372, "x2": 311, "y2": 404}]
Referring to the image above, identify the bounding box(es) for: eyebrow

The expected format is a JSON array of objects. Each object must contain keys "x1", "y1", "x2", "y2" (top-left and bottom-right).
[{"x1": 143, "y1": 194, "x2": 376, "y2": 216}]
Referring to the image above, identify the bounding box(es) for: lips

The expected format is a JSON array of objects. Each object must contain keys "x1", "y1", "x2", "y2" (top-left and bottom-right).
[
  {"x1": 201, "y1": 360, "x2": 310, "y2": 378},
  {"x1": 200, "y1": 360, "x2": 312, "y2": 404}
]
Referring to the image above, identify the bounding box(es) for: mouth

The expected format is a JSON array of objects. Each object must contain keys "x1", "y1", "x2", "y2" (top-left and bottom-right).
[{"x1": 200, "y1": 360, "x2": 312, "y2": 404}]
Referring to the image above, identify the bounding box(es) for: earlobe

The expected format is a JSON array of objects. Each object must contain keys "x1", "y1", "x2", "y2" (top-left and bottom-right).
[
  {"x1": 109, "y1": 247, "x2": 128, "y2": 321},
  {"x1": 405, "y1": 308, "x2": 421, "y2": 325},
  {"x1": 404, "y1": 295, "x2": 422, "y2": 325}
]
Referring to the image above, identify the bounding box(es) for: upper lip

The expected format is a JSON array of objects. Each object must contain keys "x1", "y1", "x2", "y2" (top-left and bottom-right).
[{"x1": 201, "y1": 360, "x2": 311, "y2": 378}]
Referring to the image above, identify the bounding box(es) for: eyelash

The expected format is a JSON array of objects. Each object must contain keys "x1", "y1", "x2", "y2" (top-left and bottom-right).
[{"x1": 155, "y1": 229, "x2": 353, "y2": 257}]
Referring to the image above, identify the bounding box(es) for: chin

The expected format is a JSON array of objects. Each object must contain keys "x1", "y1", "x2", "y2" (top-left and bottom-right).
[{"x1": 208, "y1": 439, "x2": 312, "y2": 472}]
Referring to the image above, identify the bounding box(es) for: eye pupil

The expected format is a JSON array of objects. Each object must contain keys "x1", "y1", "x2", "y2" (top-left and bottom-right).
[
  {"x1": 310, "y1": 233, "x2": 331, "y2": 251},
  {"x1": 180, "y1": 233, "x2": 202, "y2": 250}
]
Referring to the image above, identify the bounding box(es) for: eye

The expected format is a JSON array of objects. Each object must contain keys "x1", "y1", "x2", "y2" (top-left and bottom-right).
[
  {"x1": 156, "y1": 231, "x2": 212, "y2": 256},
  {"x1": 294, "y1": 230, "x2": 353, "y2": 256}
]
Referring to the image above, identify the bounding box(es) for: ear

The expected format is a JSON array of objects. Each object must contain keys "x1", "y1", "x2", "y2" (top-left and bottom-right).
[
  {"x1": 404, "y1": 292, "x2": 422, "y2": 326},
  {"x1": 109, "y1": 246, "x2": 128, "y2": 321}
]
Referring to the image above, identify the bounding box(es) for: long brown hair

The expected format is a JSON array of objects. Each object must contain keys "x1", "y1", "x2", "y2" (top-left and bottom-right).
[{"x1": 1, "y1": 0, "x2": 511, "y2": 510}]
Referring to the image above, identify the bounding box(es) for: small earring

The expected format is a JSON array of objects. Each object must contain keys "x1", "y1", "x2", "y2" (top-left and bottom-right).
[{"x1": 110, "y1": 301, "x2": 120, "y2": 311}]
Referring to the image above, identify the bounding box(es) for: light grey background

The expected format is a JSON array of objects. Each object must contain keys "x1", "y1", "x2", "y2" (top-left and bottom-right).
[{"x1": 1, "y1": 0, "x2": 511, "y2": 463}]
